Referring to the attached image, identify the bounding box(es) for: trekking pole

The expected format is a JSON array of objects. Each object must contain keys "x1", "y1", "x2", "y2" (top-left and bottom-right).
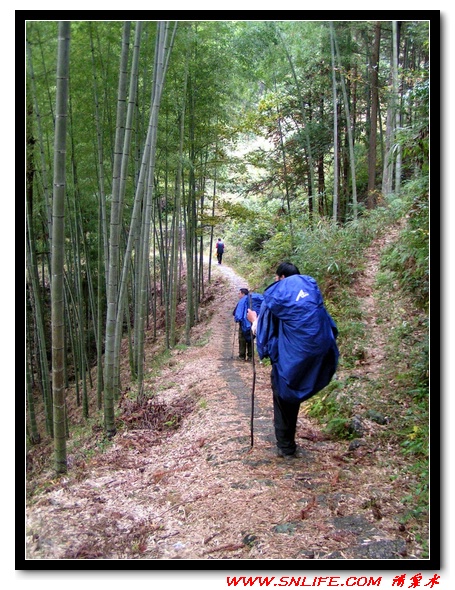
[
  {"x1": 248, "y1": 295, "x2": 256, "y2": 448},
  {"x1": 231, "y1": 321, "x2": 237, "y2": 359}
]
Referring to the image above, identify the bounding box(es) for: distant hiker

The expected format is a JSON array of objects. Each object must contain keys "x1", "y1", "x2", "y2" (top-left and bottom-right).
[
  {"x1": 215, "y1": 238, "x2": 225, "y2": 264},
  {"x1": 247, "y1": 262, "x2": 339, "y2": 459},
  {"x1": 233, "y1": 288, "x2": 264, "y2": 361}
]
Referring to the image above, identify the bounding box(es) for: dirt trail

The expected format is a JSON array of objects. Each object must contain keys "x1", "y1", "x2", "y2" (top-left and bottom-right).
[{"x1": 26, "y1": 247, "x2": 421, "y2": 562}]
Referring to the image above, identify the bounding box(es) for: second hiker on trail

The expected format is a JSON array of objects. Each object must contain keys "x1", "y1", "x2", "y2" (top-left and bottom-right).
[
  {"x1": 215, "y1": 238, "x2": 225, "y2": 264},
  {"x1": 247, "y1": 262, "x2": 339, "y2": 459},
  {"x1": 233, "y1": 288, "x2": 263, "y2": 362}
]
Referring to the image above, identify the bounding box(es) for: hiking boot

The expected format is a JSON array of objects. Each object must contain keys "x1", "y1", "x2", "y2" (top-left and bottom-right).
[
  {"x1": 237, "y1": 355, "x2": 246, "y2": 361},
  {"x1": 277, "y1": 447, "x2": 299, "y2": 459}
]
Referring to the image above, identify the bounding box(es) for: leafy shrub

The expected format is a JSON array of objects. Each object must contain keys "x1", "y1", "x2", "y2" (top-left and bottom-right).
[{"x1": 380, "y1": 178, "x2": 429, "y2": 309}]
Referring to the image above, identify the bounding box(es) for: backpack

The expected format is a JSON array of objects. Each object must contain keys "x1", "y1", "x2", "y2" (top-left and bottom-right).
[
  {"x1": 255, "y1": 274, "x2": 339, "y2": 402},
  {"x1": 216, "y1": 241, "x2": 224, "y2": 253}
]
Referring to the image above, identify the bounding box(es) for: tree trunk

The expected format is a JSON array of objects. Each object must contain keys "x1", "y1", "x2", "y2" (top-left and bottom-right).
[
  {"x1": 26, "y1": 80, "x2": 54, "y2": 436},
  {"x1": 27, "y1": 38, "x2": 53, "y2": 248},
  {"x1": 333, "y1": 25, "x2": 358, "y2": 220},
  {"x1": 103, "y1": 22, "x2": 131, "y2": 437},
  {"x1": 208, "y1": 133, "x2": 218, "y2": 283},
  {"x1": 382, "y1": 93, "x2": 394, "y2": 196},
  {"x1": 330, "y1": 23, "x2": 338, "y2": 224},
  {"x1": 276, "y1": 26, "x2": 316, "y2": 218},
  {"x1": 89, "y1": 22, "x2": 109, "y2": 290},
  {"x1": 136, "y1": 22, "x2": 174, "y2": 398},
  {"x1": 367, "y1": 22, "x2": 381, "y2": 209},
  {"x1": 277, "y1": 106, "x2": 294, "y2": 244},
  {"x1": 27, "y1": 346, "x2": 41, "y2": 445},
  {"x1": 112, "y1": 21, "x2": 143, "y2": 396},
  {"x1": 52, "y1": 21, "x2": 71, "y2": 474},
  {"x1": 393, "y1": 20, "x2": 402, "y2": 194},
  {"x1": 170, "y1": 34, "x2": 189, "y2": 347}
]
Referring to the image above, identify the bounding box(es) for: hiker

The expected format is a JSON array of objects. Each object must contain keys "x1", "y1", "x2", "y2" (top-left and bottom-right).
[
  {"x1": 233, "y1": 288, "x2": 264, "y2": 361},
  {"x1": 233, "y1": 288, "x2": 252, "y2": 361},
  {"x1": 247, "y1": 262, "x2": 339, "y2": 458},
  {"x1": 215, "y1": 238, "x2": 224, "y2": 264}
]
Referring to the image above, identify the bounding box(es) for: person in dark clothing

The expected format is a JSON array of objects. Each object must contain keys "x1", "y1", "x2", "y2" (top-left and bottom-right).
[
  {"x1": 215, "y1": 238, "x2": 224, "y2": 264},
  {"x1": 247, "y1": 262, "x2": 339, "y2": 459},
  {"x1": 233, "y1": 288, "x2": 253, "y2": 361}
]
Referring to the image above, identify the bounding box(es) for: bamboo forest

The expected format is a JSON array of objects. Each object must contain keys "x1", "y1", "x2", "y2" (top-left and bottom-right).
[{"x1": 25, "y1": 19, "x2": 432, "y2": 564}]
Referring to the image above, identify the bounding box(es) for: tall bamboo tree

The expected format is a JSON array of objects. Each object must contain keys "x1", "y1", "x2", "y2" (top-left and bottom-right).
[
  {"x1": 26, "y1": 79, "x2": 53, "y2": 436},
  {"x1": 89, "y1": 22, "x2": 110, "y2": 289},
  {"x1": 26, "y1": 345, "x2": 41, "y2": 445},
  {"x1": 170, "y1": 36, "x2": 189, "y2": 347},
  {"x1": 51, "y1": 21, "x2": 71, "y2": 474},
  {"x1": 136, "y1": 21, "x2": 173, "y2": 397},
  {"x1": 27, "y1": 37, "x2": 53, "y2": 248},
  {"x1": 103, "y1": 22, "x2": 131, "y2": 437},
  {"x1": 113, "y1": 21, "x2": 143, "y2": 395},
  {"x1": 113, "y1": 27, "x2": 167, "y2": 388}
]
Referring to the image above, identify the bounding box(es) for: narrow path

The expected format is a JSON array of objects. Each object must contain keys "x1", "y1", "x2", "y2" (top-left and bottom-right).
[
  {"x1": 214, "y1": 262, "x2": 276, "y2": 446},
  {"x1": 352, "y1": 223, "x2": 404, "y2": 381},
  {"x1": 26, "y1": 249, "x2": 422, "y2": 561}
]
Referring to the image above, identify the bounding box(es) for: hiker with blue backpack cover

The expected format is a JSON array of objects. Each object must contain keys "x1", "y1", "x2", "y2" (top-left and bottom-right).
[
  {"x1": 247, "y1": 262, "x2": 339, "y2": 458},
  {"x1": 233, "y1": 288, "x2": 264, "y2": 361}
]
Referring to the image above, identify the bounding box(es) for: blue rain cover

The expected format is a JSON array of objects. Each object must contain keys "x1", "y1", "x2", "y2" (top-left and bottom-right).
[
  {"x1": 233, "y1": 293, "x2": 264, "y2": 343},
  {"x1": 256, "y1": 274, "x2": 339, "y2": 402}
]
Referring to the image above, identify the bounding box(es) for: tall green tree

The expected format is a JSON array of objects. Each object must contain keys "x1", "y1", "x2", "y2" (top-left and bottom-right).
[
  {"x1": 112, "y1": 21, "x2": 143, "y2": 394},
  {"x1": 276, "y1": 25, "x2": 316, "y2": 220},
  {"x1": 332, "y1": 23, "x2": 358, "y2": 220},
  {"x1": 169, "y1": 33, "x2": 189, "y2": 347},
  {"x1": 103, "y1": 21, "x2": 131, "y2": 437},
  {"x1": 330, "y1": 23, "x2": 339, "y2": 223},
  {"x1": 367, "y1": 22, "x2": 381, "y2": 209},
  {"x1": 392, "y1": 20, "x2": 402, "y2": 195},
  {"x1": 136, "y1": 21, "x2": 175, "y2": 398},
  {"x1": 51, "y1": 21, "x2": 71, "y2": 474}
]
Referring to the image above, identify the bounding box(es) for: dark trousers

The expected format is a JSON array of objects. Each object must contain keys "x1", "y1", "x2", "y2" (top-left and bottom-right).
[
  {"x1": 239, "y1": 330, "x2": 252, "y2": 359},
  {"x1": 217, "y1": 252, "x2": 223, "y2": 264},
  {"x1": 271, "y1": 368, "x2": 301, "y2": 455}
]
